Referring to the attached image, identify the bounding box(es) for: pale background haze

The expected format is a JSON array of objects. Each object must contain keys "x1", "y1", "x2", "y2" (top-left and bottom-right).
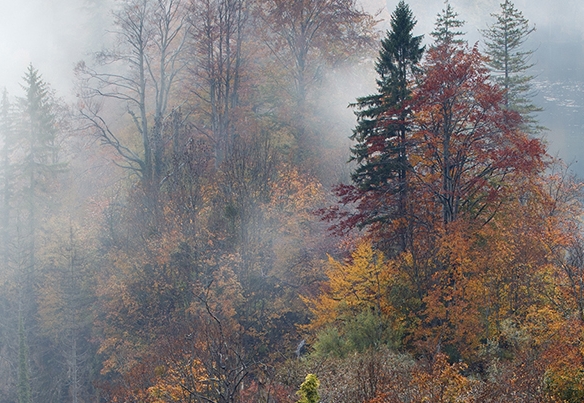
[{"x1": 0, "y1": 0, "x2": 582, "y2": 173}]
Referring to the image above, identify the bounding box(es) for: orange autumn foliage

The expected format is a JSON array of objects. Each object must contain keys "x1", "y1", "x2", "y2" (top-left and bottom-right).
[{"x1": 314, "y1": 25, "x2": 584, "y2": 381}]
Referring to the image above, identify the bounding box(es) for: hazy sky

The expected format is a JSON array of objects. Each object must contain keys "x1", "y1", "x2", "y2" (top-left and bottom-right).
[
  {"x1": 0, "y1": 0, "x2": 112, "y2": 97},
  {"x1": 0, "y1": 0, "x2": 581, "y2": 96},
  {"x1": 384, "y1": 0, "x2": 584, "y2": 42}
]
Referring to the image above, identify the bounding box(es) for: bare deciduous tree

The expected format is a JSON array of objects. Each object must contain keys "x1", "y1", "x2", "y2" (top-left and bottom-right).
[
  {"x1": 263, "y1": 0, "x2": 377, "y2": 109},
  {"x1": 187, "y1": 0, "x2": 248, "y2": 166},
  {"x1": 77, "y1": 0, "x2": 189, "y2": 203}
]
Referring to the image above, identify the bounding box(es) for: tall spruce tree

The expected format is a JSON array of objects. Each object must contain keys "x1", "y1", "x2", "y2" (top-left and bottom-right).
[
  {"x1": 19, "y1": 65, "x2": 64, "y2": 278},
  {"x1": 481, "y1": 0, "x2": 541, "y2": 133},
  {"x1": 15, "y1": 65, "x2": 66, "y2": 403},
  {"x1": 349, "y1": 0, "x2": 424, "y2": 251},
  {"x1": 431, "y1": 0, "x2": 465, "y2": 45}
]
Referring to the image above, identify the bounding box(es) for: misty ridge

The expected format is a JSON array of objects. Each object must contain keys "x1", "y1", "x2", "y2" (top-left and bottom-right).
[{"x1": 1, "y1": 1, "x2": 584, "y2": 403}]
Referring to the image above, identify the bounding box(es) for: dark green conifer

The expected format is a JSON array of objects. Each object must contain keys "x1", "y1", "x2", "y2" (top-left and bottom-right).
[{"x1": 349, "y1": 0, "x2": 424, "y2": 250}]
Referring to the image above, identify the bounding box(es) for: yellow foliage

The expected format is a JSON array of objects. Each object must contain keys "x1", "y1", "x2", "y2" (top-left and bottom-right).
[{"x1": 304, "y1": 240, "x2": 397, "y2": 331}]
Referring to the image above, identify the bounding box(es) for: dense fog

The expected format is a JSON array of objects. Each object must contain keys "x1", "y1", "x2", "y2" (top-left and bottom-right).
[{"x1": 1, "y1": 0, "x2": 583, "y2": 173}]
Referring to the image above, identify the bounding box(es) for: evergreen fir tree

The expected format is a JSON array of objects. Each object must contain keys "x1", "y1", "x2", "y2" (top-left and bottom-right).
[
  {"x1": 18, "y1": 65, "x2": 65, "y2": 276},
  {"x1": 431, "y1": 0, "x2": 465, "y2": 45},
  {"x1": 15, "y1": 65, "x2": 66, "y2": 403},
  {"x1": 296, "y1": 374, "x2": 320, "y2": 403},
  {"x1": 349, "y1": 0, "x2": 424, "y2": 250},
  {"x1": 21, "y1": 64, "x2": 62, "y2": 175},
  {"x1": 481, "y1": 0, "x2": 541, "y2": 133}
]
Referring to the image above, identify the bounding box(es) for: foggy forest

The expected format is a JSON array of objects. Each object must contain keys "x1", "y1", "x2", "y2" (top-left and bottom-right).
[{"x1": 1, "y1": 0, "x2": 584, "y2": 402}]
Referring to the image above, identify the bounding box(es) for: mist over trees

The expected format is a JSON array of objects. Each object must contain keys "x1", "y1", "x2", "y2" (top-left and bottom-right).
[
  {"x1": 0, "y1": 0, "x2": 583, "y2": 402},
  {"x1": 481, "y1": 0, "x2": 541, "y2": 133}
]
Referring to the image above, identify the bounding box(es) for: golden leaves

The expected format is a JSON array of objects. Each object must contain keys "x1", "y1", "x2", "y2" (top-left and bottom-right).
[{"x1": 304, "y1": 240, "x2": 398, "y2": 332}]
